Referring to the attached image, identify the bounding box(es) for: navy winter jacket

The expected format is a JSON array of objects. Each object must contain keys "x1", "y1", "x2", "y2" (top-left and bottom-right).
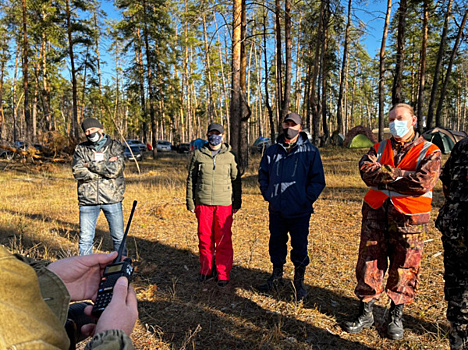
[{"x1": 258, "y1": 133, "x2": 326, "y2": 218}]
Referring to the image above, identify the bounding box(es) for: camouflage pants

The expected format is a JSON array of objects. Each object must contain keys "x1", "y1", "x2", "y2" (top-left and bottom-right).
[
  {"x1": 354, "y1": 202, "x2": 426, "y2": 305},
  {"x1": 442, "y1": 231, "x2": 468, "y2": 349}
]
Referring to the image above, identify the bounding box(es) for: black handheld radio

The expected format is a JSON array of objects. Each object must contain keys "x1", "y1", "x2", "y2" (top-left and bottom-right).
[{"x1": 92, "y1": 200, "x2": 137, "y2": 317}]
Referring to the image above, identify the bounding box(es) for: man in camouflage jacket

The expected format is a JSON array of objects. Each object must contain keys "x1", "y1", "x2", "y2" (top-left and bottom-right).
[
  {"x1": 436, "y1": 137, "x2": 468, "y2": 350},
  {"x1": 343, "y1": 104, "x2": 441, "y2": 340},
  {"x1": 72, "y1": 118, "x2": 126, "y2": 255}
]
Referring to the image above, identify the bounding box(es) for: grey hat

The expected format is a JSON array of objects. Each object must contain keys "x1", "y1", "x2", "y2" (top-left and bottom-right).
[
  {"x1": 284, "y1": 112, "x2": 302, "y2": 125},
  {"x1": 207, "y1": 122, "x2": 224, "y2": 134},
  {"x1": 81, "y1": 118, "x2": 103, "y2": 132}
]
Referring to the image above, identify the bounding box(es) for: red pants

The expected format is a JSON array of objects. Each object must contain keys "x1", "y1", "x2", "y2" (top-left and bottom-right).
[{"x1": 195, "y1": 205, "x2": 233, "y2": 281}]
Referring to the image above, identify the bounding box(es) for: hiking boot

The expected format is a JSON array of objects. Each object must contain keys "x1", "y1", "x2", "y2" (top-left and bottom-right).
[
  {"x1": 293, "y1": 266, "x2": 308, "y2": 301},
  {"x1": 198, "y1": 273, "x2": 213, "y2": 282},
  {"x1": 387, "y1": 302, "x2": 404, "y2": 340},
  {"x1": 449, "y1": 322, "x2": 468, "y2": 350},
  {"x1": 258, "y1": 265, "x2": 284, "y2": 292},
  {"x1": 217, "y1": 280, "x2": 230, "y2": 287},
  {"x1": 343, "y1": 299, "x2": 375, "y2": 333}
]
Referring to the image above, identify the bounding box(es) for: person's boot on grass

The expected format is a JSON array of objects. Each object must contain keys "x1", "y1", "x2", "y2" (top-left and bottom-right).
[
  {"x1": 293, "y1": 266, "x2": 307, "y2": 301},
  {"x1": 387, "y1": 301, "x2": 404, "y2": 340},
  {"x1": 258, "y1": 265, "x2": 284, "y2": 292},
  {"x1": 343, "y1": 299, "x2": 376, "y2": 333}
]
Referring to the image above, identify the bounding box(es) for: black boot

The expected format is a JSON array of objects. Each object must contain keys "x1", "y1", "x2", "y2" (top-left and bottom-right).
[
  {"x1": 449, "y1": 322, "x2": 468, "y2": 350},
  {"x1": 258, "y1": 265, "x2": 284, "y2": 292},
  {"x1": 387, "y1": 302, "x2": 404, "y2": 340},
  {"x1": 343, "y1": 300, "x2": 375, "y2": 333},
  {"x1": 293, "y1": 266, "x2": 308, "y2": 301}
]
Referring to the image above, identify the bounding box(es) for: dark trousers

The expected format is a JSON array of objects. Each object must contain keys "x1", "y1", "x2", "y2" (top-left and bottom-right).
[
  {"x1": 268, "y1": 212, "x2": 311, "y2": 268},
  {"x1": 442, "y1": 231, "x2": 468, "y2": 348}
]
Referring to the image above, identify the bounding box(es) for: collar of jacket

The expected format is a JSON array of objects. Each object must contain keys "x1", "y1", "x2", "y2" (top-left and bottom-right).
[
  {"x1": 85, "y1": 134, "x2": 111, "y2": 150},
  {"x1": 200, "y1": 143, "x2": 230, "y2": 155},
  {"x1": 277, "y1": 132, "x2": 308, "y2": 152}
]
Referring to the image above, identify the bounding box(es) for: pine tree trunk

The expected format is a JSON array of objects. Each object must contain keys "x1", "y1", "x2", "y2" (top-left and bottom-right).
[
  {"x1": 378, "y1": 0, "x2": 392, "y2": 141},
  {"x1": 66, "y1": 0, "x2": 79, "y2": 141},
  {"x1": 416, "y1": 0, "x2": 429, "y2": 133},
  {"x1": 392, "y1": 0, "x2": 407, "y2": 105},
  {"x1": 336, "y1": 0, "x2": 352, "y2": 135},
  {"x1": 427, "y1": 0, "x2": 452, "y2": 129},
  {"x1": 22, "y1": 0, "x2": 32, "y2": 144},
  {"x1": 435, "y1": 9, "x2": 468, "y2": 127}
]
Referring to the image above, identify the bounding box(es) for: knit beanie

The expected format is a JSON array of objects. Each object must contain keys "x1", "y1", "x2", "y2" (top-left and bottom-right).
[{"x1": 81, "y1": 118, "x2": 103, "y2": 132}]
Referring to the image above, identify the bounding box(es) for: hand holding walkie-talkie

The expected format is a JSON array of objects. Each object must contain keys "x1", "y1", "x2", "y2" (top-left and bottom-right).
[{"x1": 92, "y1": 200, "x2": 137, "y2": 317}]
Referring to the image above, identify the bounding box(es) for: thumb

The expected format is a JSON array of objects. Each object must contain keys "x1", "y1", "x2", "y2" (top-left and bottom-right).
[{"x1": 111, "y1": 277, "x2": 129, "y2": 303}]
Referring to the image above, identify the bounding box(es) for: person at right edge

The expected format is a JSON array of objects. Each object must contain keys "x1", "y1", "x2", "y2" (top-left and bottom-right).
[
  {"x1": 343, "y1": 103, "x2": 441, "y2": 340},
  {"x1": 258, "y1": 112, "x2": 325, "y2": 301},
  {"x1": 436, "y1": 137, "x2": 468, "y2": 350}
]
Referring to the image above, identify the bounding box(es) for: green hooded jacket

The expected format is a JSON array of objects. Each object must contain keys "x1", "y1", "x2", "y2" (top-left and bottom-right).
[
  {"x1": 186, "y1": 143, "x2": 241, "y2": 211},
  {"x1": 0, "y1": 246, "x2": 134, "y2": 349}
]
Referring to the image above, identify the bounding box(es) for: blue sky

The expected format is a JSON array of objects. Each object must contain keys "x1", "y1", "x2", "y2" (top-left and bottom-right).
[{"x1": 96, "y1": 0, "x2": 390, "y2": 78}]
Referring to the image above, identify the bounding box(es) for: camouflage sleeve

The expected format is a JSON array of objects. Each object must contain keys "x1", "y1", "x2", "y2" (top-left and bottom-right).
[
  {"x1": 359, "y1": 146, "x2": 403, "y2": 187},
  {"x1": 387, "y1": 148, "x2": 441, "y2": 195},
  {"x1": 72, "y1": 146, "x2": 100, "y2": 182},
  {"x1": 87, "y1": 142, "x2": 125, "y2": 179},
  {"x1": 84, "y1": 329, "x2": 134, "y2": 350}
]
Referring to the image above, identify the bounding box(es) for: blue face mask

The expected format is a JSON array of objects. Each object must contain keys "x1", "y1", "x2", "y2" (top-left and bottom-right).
[
  {"x1": 208, "y1": 134, "x2": 223, "y2": 146},
  {"x1": 389, "y1": 120, "x2": 410, "y2": 138}
]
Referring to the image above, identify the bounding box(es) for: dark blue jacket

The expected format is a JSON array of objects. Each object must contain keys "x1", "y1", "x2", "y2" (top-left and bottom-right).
[{"x1": 258, "y1": 133, "x2": 326, "y2": 218}]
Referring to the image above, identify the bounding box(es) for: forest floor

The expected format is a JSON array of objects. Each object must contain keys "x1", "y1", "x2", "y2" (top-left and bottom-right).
[{"x1": 0, "y1": 148, "x2": 450, "y2": 349}]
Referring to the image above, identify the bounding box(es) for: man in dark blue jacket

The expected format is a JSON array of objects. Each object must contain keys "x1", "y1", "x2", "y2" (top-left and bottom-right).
[{"x1": 258, "y1": 112, "x2": 325, "y2": 301}]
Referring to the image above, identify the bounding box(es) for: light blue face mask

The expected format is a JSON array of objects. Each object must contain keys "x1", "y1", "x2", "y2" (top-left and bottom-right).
[{"x1": 389, "y1": 120, "x2": 410, "y2": 138}]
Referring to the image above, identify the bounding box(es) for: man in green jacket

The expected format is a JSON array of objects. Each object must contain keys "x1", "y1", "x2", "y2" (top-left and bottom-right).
[
  {"x1": 0, "y1": 246, "x2": 137, "y2": 349},
  {"x1": 186, "y1": 123, "x2": 242, "y2": 286}
]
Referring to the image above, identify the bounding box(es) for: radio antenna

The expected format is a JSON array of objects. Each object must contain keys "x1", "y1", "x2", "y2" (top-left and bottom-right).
[{"x1": 115, "y1": 200, "x2": 137, "y2": 263}]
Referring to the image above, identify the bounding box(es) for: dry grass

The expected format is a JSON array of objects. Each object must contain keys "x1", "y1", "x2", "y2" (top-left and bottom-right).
[{"x1": 0, "y1": 148, "x2": 450, "y2": 349}]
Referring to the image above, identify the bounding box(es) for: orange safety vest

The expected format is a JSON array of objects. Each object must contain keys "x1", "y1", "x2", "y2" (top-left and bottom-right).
[{"x1": 363, "y1": 139, "x2": 439, "y2": 215}]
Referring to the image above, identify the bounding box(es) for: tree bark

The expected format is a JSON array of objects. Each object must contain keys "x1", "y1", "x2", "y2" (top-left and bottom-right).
[
  {"x1": 22, "y1": 0, "x2": 32, "y2": 144},
  {"x1": 426, "y1": 0, "x2": 452, "y2": 129},
  {"x1": 378, "y1": 0, "x2": 392, "y2": 141},
  {"x1": 435, "y1": 9, "x2": 468, "y2": 127},
  {"x1": 281, "y1": 0, "x2": 292, "y2": 121},
  {"x1": 416, "y1": 0, "x2": 429, "y2": 133},
  {"x1": 336, "y1": 0, "x2": 352, "y2": 135},
  {"x1": 392, "y1": 0, "x2": 407, "y2": 105}
]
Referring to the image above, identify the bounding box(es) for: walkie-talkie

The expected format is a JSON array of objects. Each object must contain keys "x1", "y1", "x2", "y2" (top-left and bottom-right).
[{"x1": 92, "y1": 200, "x2": 137, "y2": 317}]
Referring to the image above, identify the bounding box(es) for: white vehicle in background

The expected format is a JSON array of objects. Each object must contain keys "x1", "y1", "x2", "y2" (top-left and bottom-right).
[{"x1": 156, "y1": 140, "x2": 172, "y2": 152}]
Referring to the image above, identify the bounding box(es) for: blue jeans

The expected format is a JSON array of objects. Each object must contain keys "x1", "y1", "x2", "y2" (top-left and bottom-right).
[{"x1": 79, "y1": 202, "x2": 126, "y2": 256}]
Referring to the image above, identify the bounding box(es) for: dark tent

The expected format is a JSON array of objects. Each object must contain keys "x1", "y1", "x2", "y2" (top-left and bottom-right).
[{"x1": 422, "y1": 127, "x2": 467, "y2": 154}]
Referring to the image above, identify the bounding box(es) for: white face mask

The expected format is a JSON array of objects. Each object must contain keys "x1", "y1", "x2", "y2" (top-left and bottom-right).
[
  {"x1": 389, "y1": 120, "x2": 410, "y2": 138},
  {"x1": 87, "y1": 132, "x2": 101, "y2": 143}
]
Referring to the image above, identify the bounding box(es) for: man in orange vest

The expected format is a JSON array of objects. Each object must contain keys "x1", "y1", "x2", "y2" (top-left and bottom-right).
[{"x1": 343, "y1": 103, "x2": 441, "y2": 340}]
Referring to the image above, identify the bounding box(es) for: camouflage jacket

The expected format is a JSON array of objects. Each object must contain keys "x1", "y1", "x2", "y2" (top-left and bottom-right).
[
  {"x1": 360, "y1": 134, "x2": 441, "y2": 224},
  {"x1": 72, "y1": 135, "x2": 125, "y2": 206},
  {"x1": 436, "y1": 137, "x2": 468, "y2": 236},
  {"x1": 0, "y1": 246, "x2": 134, "y2": 349}
]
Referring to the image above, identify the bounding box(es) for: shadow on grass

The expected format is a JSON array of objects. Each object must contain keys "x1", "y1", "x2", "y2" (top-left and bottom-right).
[
  {"x1": 0, "y1": 208, "x2": 447, "y2": 349},
  {"x1": 0, "y1": 208, "x2": 118, "y2": 255}
]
